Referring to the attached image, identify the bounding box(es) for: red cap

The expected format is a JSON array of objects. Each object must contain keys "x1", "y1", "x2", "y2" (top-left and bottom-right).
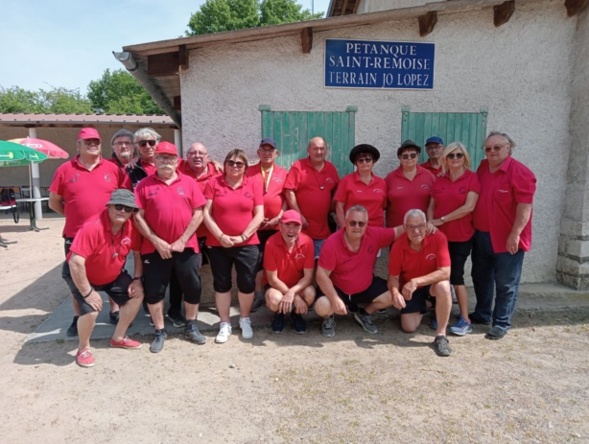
[
  {"x1": 155, "y1": 141, "x2": 178, "y2": 156},
  {"x1": 281, "y1": 210, "x2": 302, "y2": 225},
  {"x1": 78, "y1": 127, "x2": 101, "y2": 140}
]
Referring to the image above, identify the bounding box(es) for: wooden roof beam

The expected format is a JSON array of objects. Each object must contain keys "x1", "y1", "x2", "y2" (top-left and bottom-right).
[
  {"x1": 147, "y1": 52, "x2": 179, "y2": 77},
  {"x1": 494, "y1": 1, "x2": 515, "y2": 27},
  {"x1": 565, "y1": 0, "x2": 589, "y2": 16},
  {"x1": 301, "y1": 27, "x2": 313, "y2": 53},
  {"x1": 418, "y1": 11, "x2": 438, "y2": 36}
]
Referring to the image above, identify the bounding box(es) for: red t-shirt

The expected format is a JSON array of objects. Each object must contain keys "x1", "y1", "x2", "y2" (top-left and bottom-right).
[
  {"x1": 203, "y1": 175, "x2": 264, "y2": 247},
  {"x1": 263, "y1": 231, "x2": 315, "y2": 288},
  {"x1": 178, "y1": 161, "x2": 220, "y2": 238},
  {"x1": 388, "y1": 230, "x2": 451, "y2": 288},
  {"x1": 473, "y1": 157, "x2": 536, "y2": 253},
  {"x1": 421, "y1": 161, "x2": 442, "y2": 176},
  {"x1": 246, "y1": 162, "x2": 288, "y2": 230},
  {"x1": 67, "y1": 209, "x2": 141, "y2": 286},
  {"x1": 284, "y1": 158, "x2": 340, "y2": 240},
  {"x1": 49, "y1": 156, "x2": 125, "y2": 238},
  {"x1": 135, "y1": 173, "x2": 206, "y2": 255},
  {"x1": 334, "y1": 172, "x2": 387, "y2": 227},
  {"x1": 319, "y1": 227, "x2": 397, "y2": 295},
  {"x1": 385, "y1": 166, "x2": 435, "y2": 228},
  {"x1": 431, "y1": 170, "x2": 481, "y2": 242}
]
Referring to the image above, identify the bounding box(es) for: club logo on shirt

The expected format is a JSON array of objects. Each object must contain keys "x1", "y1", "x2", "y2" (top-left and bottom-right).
[
  {"x1": 498, "y1": 189, "x2": 509, "y2": 193},
  {"x1": 421, "y1": 184, "x2": 432, "y2": 191},
  {"x1": 147, "y1": 187, "x2": 160, "y2": 198},
  {"x1": 459, "y1": 186, "x2": 467, "y2": 194},
  {"x1": 295, "y1": 253, "x2": 306, "y2": 260},
  {"x1": 68, "y1": 172, "x2": 80, "y2": 183},
  {"x1": 121, "y1": 237, "x2": 132, "y2": 246},
  {"x1": 373, "y1": 188, "x2": 384, "y2": 193},
  {"x1": 104, "y1": 173, "x2": 113, "y2": 183},
  {"x1": 244, "y1": 192, "x2": 253, "y2": 199},
  {"x1": 426, "y1": 253, "x2": 437, "y2": 261},
  {"x1": 272, "y1": 177, "x2": 283, "y2": 183},
  {"x1": 177, "y1": 187, "x2": 186, "y2": 196}
]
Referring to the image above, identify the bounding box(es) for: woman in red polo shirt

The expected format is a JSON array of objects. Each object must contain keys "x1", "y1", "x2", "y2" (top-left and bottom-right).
[
  {"x1": 385, "y1": 140, "x2": 435, "y2": 228},
  {"x1": 203, "y1": 149, "x2": 264, "y2": 344},
  {"x1": 428, "y1": 142, "x2": 481, "y2": 336}
]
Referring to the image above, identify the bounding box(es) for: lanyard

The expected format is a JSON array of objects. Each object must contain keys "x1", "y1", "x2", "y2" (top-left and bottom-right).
[{"x1": 260, "y1": 164, "x2": 274, "y2": 193}]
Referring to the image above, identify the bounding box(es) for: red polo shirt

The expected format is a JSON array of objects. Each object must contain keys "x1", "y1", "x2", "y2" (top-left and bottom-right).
[
  {"x1": 388, "y1": 230, "x2": 451, "y2": 288},
  {"x1": 431, "y1": 170, "x2": 481, "y2": 242},
  {"x1": 421, "y1": 161, "x2": 442, "y2": 176},
  {"x1": 246, "y1": 162, "x2": 288, "y2": 229},
  {"x1": 319, "y1": 227, "x2": 397, "y2": 295},
  {"x1": 67, "y1": 209, "x2": 140, "y2": 286},
  {"x1": 135, "y1": 173, "x2": 206, "y2": 255},
  {"x1": 473, "y1": 157, "x2": 536, "y2": 253},
  {"x1": 49, "y1": 156, "x2": 125, "y2": 238},
  {"x1": 334, "y1": 172, "x2": 387, "y2": 227},
  {"x1": 178, "y1": 161, "x2": 220, "y2": 238},
  {"x1": 284, "y1": 158, "x2": 340, "y2": 240},
  {"x1": 203, "y1": 175, "x2": 264, "y2": 247},
  {"x1": 385, "y1": 166, "x2": 435, "y2": 228},
  {"x1": 263, "y1": 231, "x2": 315, "y2": 287}
]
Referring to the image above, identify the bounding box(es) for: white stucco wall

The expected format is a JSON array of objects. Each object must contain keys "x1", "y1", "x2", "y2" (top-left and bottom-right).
[
  {"x1": 181, "y1": 0, "x2": 576, "y2": 283},
  {"x1": 358, "y1": 0, "x2": 443, "y2": 13}
]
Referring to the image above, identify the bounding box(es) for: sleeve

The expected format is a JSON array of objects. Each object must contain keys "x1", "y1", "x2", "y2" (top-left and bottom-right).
[
  {"x1": 317, "y1": 236, "x2": 336, "y2": 271},
  {"x1": 263, "y1": 239, "x2": 278, "y2": 272},
  {"x1": 48, "y1": 166, "x2": 64, "y2": 195},
  {"x1": 203, "y1": 178, "x2": 215, "y2": 200},
  {"x1": 511, "y1": 163, "x2": 536, "y2": 204},
  {"x1": 190, "y1": 180, "x2": 207, "y2": 209},
  {"x1": 69, "y1": 223, "x2": 96, "y2": 259},
  {"x1": 333, "y1": 175, "x2": 348, "y2": 203},
  {"x1": 130, "y1": 224, "x2": 142, "y2": 251},
  {"x1": 134, "y1": 182, "x2": 146, "y2": 209},
  {"x1": 303, "y1": 238, "x2": 315, "y2": 269},
  {"x1": 435, "y1": 233, "x2": 452, "y2": 267},
  {"x1": 469, "y1": 172, "x2": 481, "y2": 194},
  {"x1": 388, "y1": 240, "x2": 403, "y2": 276},
  {"x1": 284, "y1": 163, "x2": 300, "y2": 191},
  {"x1": 252, "y1": 178, "x2": 264, "y2": 206}
]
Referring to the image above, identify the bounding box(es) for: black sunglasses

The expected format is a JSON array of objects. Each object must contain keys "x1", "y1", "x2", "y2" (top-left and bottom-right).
[
  {"x1": 348, "y1": 220, "x2": 366, "y2": 227},
  {"x1": 114, "y1": 204, "x2": 137, "y2": 213},
  {"x1": 226, "y1": 160, "x2": 245, "y2": 168},
  {"x1": 401, "y1": 153, "x2": 418, "y2": 160},
  {"x1": 137, "y1": 140, "x2": 157, "y2": 148},
  {"x1": 447, "y1": 152, "x2": 464, "y2": 160}
]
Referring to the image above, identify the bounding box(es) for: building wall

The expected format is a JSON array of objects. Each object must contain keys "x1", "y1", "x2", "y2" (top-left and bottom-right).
[
  {"x1": 181, "y1": 0, "x2": 575, "y2": 283},
  {"x1": 358, "y1": 0, "x2": 442, "y2": 13}
]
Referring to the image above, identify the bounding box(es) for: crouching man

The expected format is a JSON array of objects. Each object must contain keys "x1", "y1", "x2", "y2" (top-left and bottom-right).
[
  {"x1": 64, "y1": 189, "x2": 144, "y2": 368},
  {"x1": 388, "y1": 209, "x2": 453, "y2": 357}
]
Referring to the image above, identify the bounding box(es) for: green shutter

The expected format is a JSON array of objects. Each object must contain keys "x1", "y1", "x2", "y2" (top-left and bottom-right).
[
  {"x1": 260, "y1": 106, "x2": 357, "y2": 175},
  {"x1": 401, "y1": 106, "x2": 488, "y2": 168}
]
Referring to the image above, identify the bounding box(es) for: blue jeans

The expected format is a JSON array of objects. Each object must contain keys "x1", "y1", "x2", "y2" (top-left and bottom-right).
[{"x1": 471, "y1": 231, "x2": 524, "y2": 331}]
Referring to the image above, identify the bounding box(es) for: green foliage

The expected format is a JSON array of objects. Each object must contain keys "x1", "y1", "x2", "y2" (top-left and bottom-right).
[
  {"x1": 186, "y1": 0, "x2": 323, "y2": 36},
  {"x1": 0, "y1": 86, "x2": 92, "y2": 113}
]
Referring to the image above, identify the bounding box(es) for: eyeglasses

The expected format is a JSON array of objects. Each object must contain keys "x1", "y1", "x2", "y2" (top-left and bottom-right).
[
  {"x1": 82, "y1": 139, "x2": 100, "y2": 146},
  {"x1": 187, "y1": 151, "x2": 207, "y2": 157},
  {"x1": 114, "y1": 204, "x2": 137, "y2": 214},
  {"x1": 226, "y1": 160, "x2": 245, "y2": 168},
  {"x1": 447, "y1": 152, "x2": 464, "y2": 160},
  {"x1": 259, "y1": 147, "x2": 275, "y2": 153},
  {"x1": 113, "y1": 141, "x2": 133, "y2": 147},
  {"x1": 348, "y1": 220, "x2": 366, "y2": 228},
  {"x1": 406, "y1": 223, "x2": 426, "y2": 231},
  {"x1": 137, "y1": 140, "x2": 157, "y2": 148},
  {"x1": 356, "y1": 157, "x2": 373, "y2": 164},
  {"x1": 426, "y1": 145, "x2": 442, "y2": 150},
  {"x1": 484, "y1": 144, "x2": 507, "y2": 152},
  {"x1": 401, "y1": 153, "x2": 418, "y2": 160}
]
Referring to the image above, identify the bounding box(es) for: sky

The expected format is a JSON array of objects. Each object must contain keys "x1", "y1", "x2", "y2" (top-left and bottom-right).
[{"x1": 0, "y1": 0, "x2": 331, "y2": 94}]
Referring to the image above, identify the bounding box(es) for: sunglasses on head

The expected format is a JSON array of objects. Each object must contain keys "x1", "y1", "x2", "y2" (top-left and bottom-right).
[
  {"x1": 226, "y1": 160, "x2": 245, "y2": 168},
  {"x1": 348, "y1": 220, "x2": 366, "y2": 228},
  {"x1": 114, "y1": 204, "x2": 137, "y2": 214},
  {"x1": 137, "y1": 140, "x2": 157, "y2": 148},
  {"x1": 447, "y1": 152, "x2": 464, "y2": 160},
  {"x1": 401, "y1": 152, "x2": 418, "y2": 160}
]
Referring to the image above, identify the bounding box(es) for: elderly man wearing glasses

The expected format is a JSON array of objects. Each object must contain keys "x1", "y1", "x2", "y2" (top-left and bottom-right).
[
  {"x1": 63, "y1": 189, "x2": 144, "y2": 368},
  {"x1": 470, "y1": 131, "x2": 536, "y2": 340},
  {"x1": 315, "y1": 205, "x2": 405, "y2": 338},
  {"x1": 126, "y1": 127, "x2": 161, "y2": 189}
]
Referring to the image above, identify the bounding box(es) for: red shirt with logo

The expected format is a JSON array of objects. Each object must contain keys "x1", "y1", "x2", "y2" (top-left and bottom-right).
[
  {"x1": 263, "y1": 231, "x2": 315, "y2": 288},
  {"x1": 67, "y1": 209, "x2": 140, "y2": 286},
  {"x1": 334, "y1": 172, "x2": 387, "y2": 227},
  {"x1": 135, "y1": 173, "x2": 206, "y2": 255},
  {"x1": 388, "y1": 230, "x2": 451, "y2": 288},
  {"x1": 473, "y1": 157, "x2": 536, "y2": 253},
  {"x1": 431, "y1": 170, "x2": 481, "y2": 242},
  {"x1": 49, "y1": 156, "x2": 125, "y2": 238},
  {"x1": 203, "y1": 175, "x2": 264, "y2": 247},
  {"x1": 421, "y1": 161, "x2": 442, "y2": 176},
  {"x1": 385, "y1": 166, "x2": 435, "y2": 228},
  {"x1": 319, "y1": 227, "x2": 397, "y2": 295},
  {"x1": 246, "y1": 162, "x2": 288, "y2": 229},
  {"x1": 284, "y1": 158, "x2": 340, "y2": 240}
]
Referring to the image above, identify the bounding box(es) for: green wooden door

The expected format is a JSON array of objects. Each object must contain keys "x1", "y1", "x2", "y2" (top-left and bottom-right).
[
  {"x1": 260, "y1": 106, "x2": 357, "y2": 176},
  {"x1": 401, "y1": 106, "x2": 488, "y2": 168}
]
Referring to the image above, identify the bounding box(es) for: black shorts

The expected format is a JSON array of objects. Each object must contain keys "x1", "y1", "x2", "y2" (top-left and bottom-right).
[
  {"x1": 448, "y1": 238, "x2": 473, "y2": 286},
  {"x1": 207, "y1": 245, "x2": 260, "y2": 293},
  {"x1": 400, "y1": 285, "x2": 433, "y2": 315},
  {"x1": 320, "y1": 276, "x2": 388, "y2": 306},
  {"x1": 198, "y1": 237, "x2": 209, "y2": 267},
  {"x1": 62, "y1": 265, "x2": 133, "y2": 316},
  {"x1": 141, "y1": 249, "x2": 202, "y2": 305}
]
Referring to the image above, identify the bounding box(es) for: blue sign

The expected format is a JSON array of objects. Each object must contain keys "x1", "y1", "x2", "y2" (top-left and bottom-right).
[{"x1": 325, "y1": 39, "x2": 435, "y2": 89}]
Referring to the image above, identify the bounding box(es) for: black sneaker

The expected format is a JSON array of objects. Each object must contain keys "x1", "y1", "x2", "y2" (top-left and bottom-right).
[
  {"x1": 321, "y1": 315, "x2": 336, "y2": 338},
  {"x1": 184, "y1": 322, "x2": 206, "y2": 344},
  {"x1": 166, "y1": 313, "x2": 186, "y2": 328},
  {"x1": 66, "y1": 316, "x2": 79, "y2": 337},
  {"x1": 271, "y1": 313, "x2": 285, "y2": 334},
  {"x1": 469, "y1": 312, "x2": 491, "y2": 325},
  {"x1": 150, "y1": 329, "x2": 167, "y2": 353},
  {"x1": 433, "y1": 335, "x2": 452, "y2": 357},
  {"x1": 354, "y1": 311, "x2": 378, "y2": 334},
  {"x1": 109, "y1": 311, "x2": 119, "y2": 325},
  {"x1": 291, "y1": 312, "x2": 307, "y2": 335},
  {"x1": 485, "y1": 326, "x2": 508, "y2": 340}
]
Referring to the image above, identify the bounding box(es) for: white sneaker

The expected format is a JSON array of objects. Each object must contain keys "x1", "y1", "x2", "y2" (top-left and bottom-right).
[
  {"x1": 239, "y1": 317, "x2": 253, "y2": 339},
  {"x1": 215, "y1": 322, "x2": 232, "y2": 344}
]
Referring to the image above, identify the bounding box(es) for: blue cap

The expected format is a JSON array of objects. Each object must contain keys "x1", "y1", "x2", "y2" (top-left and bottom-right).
[
  {"x1": 425, "y1": 136, "x2": 444, "y2": 145},
  {"x1": 259, "y1": 137, "x2": 276, "y2": 149}
]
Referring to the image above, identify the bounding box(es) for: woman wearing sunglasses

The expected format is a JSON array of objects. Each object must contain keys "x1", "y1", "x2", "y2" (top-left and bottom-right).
[
  {"x1": 427, "y1": 142, "x2": 480, "y2": 336},
  {"x1": 334, "y1": 144, "x2": 387, "y2": 229},
  {"x1": 385, "y1": 140, "x2": 436, "y2": 228},
  {"x1": 203, "y1": 149, "x2": 264, "y2": 343}
]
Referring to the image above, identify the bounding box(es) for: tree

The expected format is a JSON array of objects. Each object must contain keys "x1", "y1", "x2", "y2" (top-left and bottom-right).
[
  {"x1": 0, "y1": 86, "x2": 92, "y2": 114},
  {"x1": 87, "y1": 69, "x2": 163, "y2": 115},
  {"x1": 186, "y1": 0, "x2": 323, "y2": 36}
]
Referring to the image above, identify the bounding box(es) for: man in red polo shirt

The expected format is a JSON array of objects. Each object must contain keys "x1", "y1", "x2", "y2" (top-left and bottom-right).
[
  {"x1": 134, "y1": 141, "x2": 207, "y2": 353},
  {"x1": 264, "y1": 210, "x2": 316, "y2": 334},
  {"x1": 315, "y1": 205, "x2": 404, "y2": 337},
  {"x1": 49, "y1": 127, "x2": 125, "y2": 337},
  {"x1": 421, "y1": 136, "x2": 444, "y2": 175},
  {"x1": 63, "y1": 189, "x2": 144, "y2": 368},
  {"x1": 285, "y1": 136, "x2": 340, "y2": 258},
  {"x1": 388, "y1": 209, "x2": 453, "y2": 357}
]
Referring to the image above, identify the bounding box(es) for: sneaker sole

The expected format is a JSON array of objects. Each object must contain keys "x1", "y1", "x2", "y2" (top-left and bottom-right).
[
  {"x1": 294, "y1": 329, "x2": 307, "y2": 335},
  {"x1": 322, "y1": 331, "x2": 335, "y2": 338},
  {"x1": 76, "y1": 360, "x2": 95, "y2": 368},
  {"x1": 109, "y1": 342, "x2": 142, "y2": 349},
  {"x1": 449, "y1": 328, "x2": 472, "y2": 336},
  {"x1": 215, "y1": 337, "x2": 229, "y2": 344}
]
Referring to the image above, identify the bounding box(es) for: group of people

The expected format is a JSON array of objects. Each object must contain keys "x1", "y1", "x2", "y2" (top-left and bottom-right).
[{"x1": 48, "y1": 127, "x2": 536, "y2": 367}]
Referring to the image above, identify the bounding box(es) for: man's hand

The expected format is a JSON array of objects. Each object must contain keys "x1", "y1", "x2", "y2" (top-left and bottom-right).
[
  {"x1": 279, "y1": 290, "x2": 295, "y2": 313},
  {"x1": 153, "y1": 238, "x2": 172, "y2": 259},
  {"x1": 332, "y1": 297, "x2": 347, "y2": 315},
  {"x1": 391, "y1": 290, "x2": 406, "y2": 310},
  {"x1": 293, "y1": 295, "x2": 308, "y2": 315},
  {"x1": 401, "y1": 280, "x2": 418, "y2": 300},
  {"x1": 506, "y1": 232, "x2": 520, "y2": 255},
  {"x1": 84, "y1": 290, "x2": 103, "y2": 311},
  {"x1": 426, "y1": 222, "x2": 438, "y2": 234},
  {"x1": 170, "y1": 238, "x2": 187, "y2": 253},
  {"x1": 128, "y1": 280, "x2": 144, "y2": 298}
]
